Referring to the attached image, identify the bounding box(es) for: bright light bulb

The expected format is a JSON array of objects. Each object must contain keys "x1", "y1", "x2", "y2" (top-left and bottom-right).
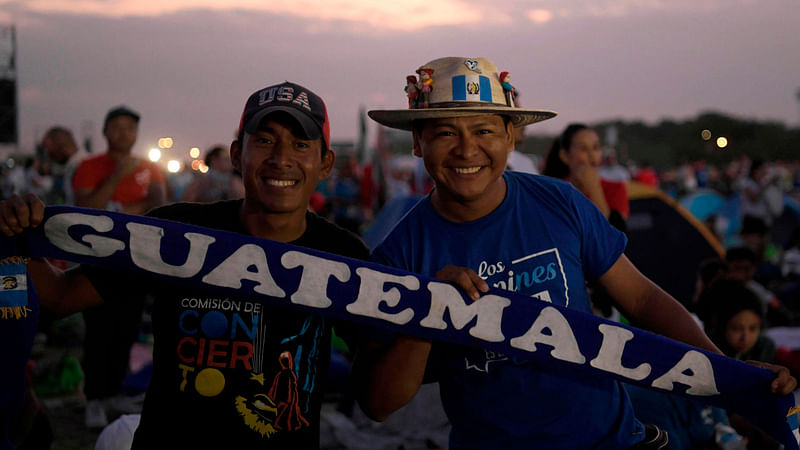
[
  {"x1": 157, "y1": 137, "x2": 174, "y2": 149},
  {"x1": 167, "y1": 160, "x2": 181, "y2": 173},
  {"x1": 149, "y1": 148, "x2": 162, "y2": 162},
  {"x1": 199, "y1": 162, "x2": 209, "y2": 173},
  {"x1": 716, "y1": 137, "x2": 728, "y2": 149},
  {"x1": 189, "y1": 147, "x2": 200, "y2": 158}
]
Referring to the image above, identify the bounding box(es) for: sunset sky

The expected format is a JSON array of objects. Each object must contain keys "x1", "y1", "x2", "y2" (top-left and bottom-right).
[{"x1": 1, "y1": 0, "x2": 798, "y2": 160}]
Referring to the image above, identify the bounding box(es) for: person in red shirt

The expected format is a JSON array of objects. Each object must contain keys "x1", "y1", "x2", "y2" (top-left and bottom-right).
[
  {"x1": 634, "y1": 163, "x2": 660, "y2": 187},
  {"x1": 73, "y1": 106, "x2": 166, "y2": 215},
  {"x1": 72, "y1": 105, "x2": 167, "y2": 429}
]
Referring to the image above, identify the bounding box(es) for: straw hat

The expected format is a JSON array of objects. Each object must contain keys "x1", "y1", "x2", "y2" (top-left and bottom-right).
[{"x1": 368, "y1": 57, "x2": 556, "y2": 131}]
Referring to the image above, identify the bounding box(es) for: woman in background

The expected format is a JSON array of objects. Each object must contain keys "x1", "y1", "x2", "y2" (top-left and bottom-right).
[{"x1": 543, "y1": 123, "x2": 628, "y2": 231}]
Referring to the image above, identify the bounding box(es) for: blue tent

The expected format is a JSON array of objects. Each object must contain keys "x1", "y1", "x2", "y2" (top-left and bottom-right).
[
  {"x1": 700, "y1": 193, "x2": 800, "y2": 248},
  {"x1": 680, "y1": 189, "x2": 726, "y2": 221}
]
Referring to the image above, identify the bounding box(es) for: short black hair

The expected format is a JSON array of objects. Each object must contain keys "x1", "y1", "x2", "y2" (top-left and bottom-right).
[
  {"x1": 42, "y1": 126, "x2": 76, "y2": 144},
  {"x1": 741, "y1": 215, "x2": 768, "y2": 236},
  {"x1": 726, "y1": 246, "x2": 758, "y2": 265},
  {"x1": 103, "y1": 106, "x2": 140, "y2": 132},
  {"x1": 700, "y1": 279, "x2": 764, "y2": 336}
]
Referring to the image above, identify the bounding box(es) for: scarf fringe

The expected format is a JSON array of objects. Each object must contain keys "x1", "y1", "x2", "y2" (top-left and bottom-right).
[{"x1": 0, "y1": 306, "x2": 31, "y2": 320}]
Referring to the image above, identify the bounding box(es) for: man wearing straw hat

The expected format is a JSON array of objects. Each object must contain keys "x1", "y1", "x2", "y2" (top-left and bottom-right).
[{"x1": 353, "y1": 56, "x2": 796, "y2": 448}]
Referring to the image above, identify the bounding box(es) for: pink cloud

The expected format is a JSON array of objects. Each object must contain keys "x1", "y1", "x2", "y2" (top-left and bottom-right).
[{"x1": 22, "y1": 0, "x2": 488, "y2": 30}]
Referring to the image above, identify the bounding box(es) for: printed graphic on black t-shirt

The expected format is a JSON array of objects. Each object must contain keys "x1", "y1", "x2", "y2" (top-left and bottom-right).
[{"x1": 174, "y1": 294, "x2": 322, "y2": 438}]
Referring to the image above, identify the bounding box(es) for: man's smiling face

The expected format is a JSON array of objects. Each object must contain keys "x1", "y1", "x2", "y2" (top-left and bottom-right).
[
  {"x1": 232, "y1": 113, "x2": 333, "y2": 218},
  {"x1": 413, "y1": 114, "x2": 513, "y2": 219}
]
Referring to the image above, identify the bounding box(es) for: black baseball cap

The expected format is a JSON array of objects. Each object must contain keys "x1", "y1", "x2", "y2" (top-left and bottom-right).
[
  {"x1": 104, "y1": 105, "x2": 140, "y2": 131},
  {"x1": 237, "y1": 81, "x2": 330, "y2": 151}
]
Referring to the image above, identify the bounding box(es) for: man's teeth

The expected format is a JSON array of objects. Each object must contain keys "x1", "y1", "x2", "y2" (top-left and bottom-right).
[
  {"x1": 453, "y1": 167, "x2": 481, "y2": 174},
  {"x1": 266, "y1": 179, "x2": 297, "y2": 187}
]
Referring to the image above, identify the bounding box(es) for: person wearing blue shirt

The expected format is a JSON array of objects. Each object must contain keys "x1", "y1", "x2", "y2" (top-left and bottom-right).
[{"x1": 351, "y1": 56, "x2": 796, "y2": 449}]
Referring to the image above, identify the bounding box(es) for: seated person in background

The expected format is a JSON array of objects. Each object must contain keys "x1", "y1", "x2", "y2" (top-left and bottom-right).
[
  {"x1": 702, "y1": 280, "x2": 782, "y2": 449},
  {"x1": 726, "y1": 246, "x2": 794, "y2": 327},
  {"x1": 703, "y1": 279, "x2": 776, "y2": 363},
  {"x1": 182, "y1": 145, "x2": 245, "y2": 203},
  {"x1": 738, "y1": 215, "x2": 782, "y2": 288},
  {"x1": 543, "y1": 123, "x2": 628, "y2": 231}
]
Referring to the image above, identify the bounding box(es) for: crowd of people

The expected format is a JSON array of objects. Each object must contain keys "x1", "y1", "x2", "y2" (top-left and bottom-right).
[{"x1": 0, "y1": 55, "x2": 799, "y2": 450}]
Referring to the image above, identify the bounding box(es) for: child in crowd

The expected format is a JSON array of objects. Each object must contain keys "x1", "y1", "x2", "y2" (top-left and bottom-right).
[
  {"x1": 726, "y1": 246, "x2": 795, "y2": 327},
  {"x1": 702, "y1": 280, "x2": 782, "y2": 448},
  {"x1": 702, "y1": 279, "x2": 776, "y2": 363}
]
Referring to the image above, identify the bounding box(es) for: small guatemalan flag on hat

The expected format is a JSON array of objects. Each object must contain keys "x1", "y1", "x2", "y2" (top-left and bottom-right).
[{"x1": 451, "y1": 74, "x2": 492, "y2": 102}]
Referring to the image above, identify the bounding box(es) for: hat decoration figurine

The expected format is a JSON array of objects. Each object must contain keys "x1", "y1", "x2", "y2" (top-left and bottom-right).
[
  {"x1": 415, "y1": 66, "x2": 434, "y2": 108},
  {"x1": 405, "y1": 75, "x2": 419, "y2": 108},
  {"x1": 499, "y1": 71, "x2": 516, "y2": 107}
]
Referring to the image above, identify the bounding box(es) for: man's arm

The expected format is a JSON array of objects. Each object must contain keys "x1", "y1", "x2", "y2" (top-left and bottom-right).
[
  {"x1": 600, "y1": 254, "x2": 720, "y2": 353},
  {"x1": 601, "y1": 254, "x2": 796, "y2": 394},
  {"x1": 1, "y1": 194, "x2": 104, "y2": 316},
  {"x1": 352, "y1": 265, "x2": 488, "y2": 421},
  {"x1": 569, "y1": 163, "x2": 611, "y2": 218},
  {"x1": 351, "y1": 336, "x2": 432, "y2": 421},
  {"x1": 28, "y1": 259, "x2": 104, "y2": 316}
]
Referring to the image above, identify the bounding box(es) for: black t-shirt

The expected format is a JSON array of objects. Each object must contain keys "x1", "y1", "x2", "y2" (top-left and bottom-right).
[{"x1": 84, "y1": 200, "x2": 369, "y2": 449}]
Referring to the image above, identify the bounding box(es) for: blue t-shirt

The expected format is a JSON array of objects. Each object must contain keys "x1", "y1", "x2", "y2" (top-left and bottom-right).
[{"x1": 373, "y1": 172, "x2": 644, "y2": 449}]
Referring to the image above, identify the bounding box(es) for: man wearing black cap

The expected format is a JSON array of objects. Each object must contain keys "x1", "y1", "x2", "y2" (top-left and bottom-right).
[
  {"x1": 73, "y1": 105, "x2": 166, "y2": 215},
  {"x1": 71, "y1": 105, "x2": 169, "y2": 428},
  {"x1": 0, "y1": 83, "x2": 367, "y2": 448}
]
